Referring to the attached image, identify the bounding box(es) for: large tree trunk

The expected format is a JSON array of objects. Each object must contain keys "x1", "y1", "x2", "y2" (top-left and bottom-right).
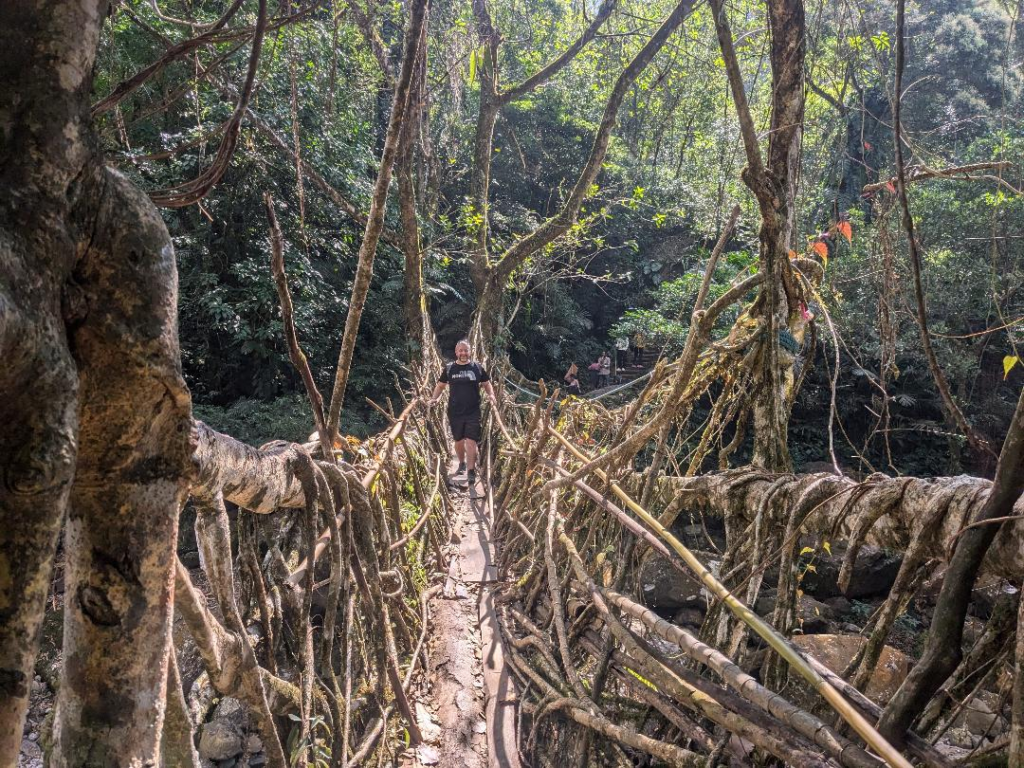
[
  {"x1": 657, "y1": 468, "x2": 1024, "y2": 581},
  {"x1": 397, "y1": 22, "x2": 439, "y2": 368},
  {"x1": 0, "y1": 0, "x2": 101, "y2": 759},
  {"x1": 53, "y1": 165, "x2": 194, "y2": 764},
  {"x1": 1, "y1": 1, "x2": 195, "y2": 762},
  {"x1": 711, "y1": 0, "x2": 805, "y2": 471}
]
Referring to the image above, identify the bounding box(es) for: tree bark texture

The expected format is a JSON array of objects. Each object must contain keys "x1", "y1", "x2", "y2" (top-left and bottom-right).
[
  {"x1": 710, "y1": 0, "x2": 805, "y2": 471},
  {"x1": 325, "y1": 0, "x2": 427, "y2": 439},
  {"x1": 193, "y1": 421, "x2": 312, "y2": 511},
  {"x1": 3, "y1": 0, "x2": 189, "y2": 763},
  {"x1": 397, "y1": 21, "x2": 438, "y2": 366},
  {"x1": 53, "y1": 164, "x2": 194, "y2": 765},
  {"x1": 656, "y1": 468, "x2": 1024, "y2": 582}
]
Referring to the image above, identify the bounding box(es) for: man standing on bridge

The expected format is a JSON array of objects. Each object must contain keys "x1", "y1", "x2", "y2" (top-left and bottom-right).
[{"x1": 428, "y1": 339, "x2": 497, "y2": 484}]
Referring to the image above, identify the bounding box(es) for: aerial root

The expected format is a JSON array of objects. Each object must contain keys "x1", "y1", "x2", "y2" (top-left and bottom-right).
[{"x1": 174, "y1": 398, "x2": 453, "y2": 766}]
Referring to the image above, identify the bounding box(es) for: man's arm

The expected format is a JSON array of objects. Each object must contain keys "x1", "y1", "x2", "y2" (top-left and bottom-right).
[
  {"x1": 428, "y1": 381, "x2": 447, "y2": 405},
  {"x1": 482, "y1": 380, "x2": 497, "y2": 402}
]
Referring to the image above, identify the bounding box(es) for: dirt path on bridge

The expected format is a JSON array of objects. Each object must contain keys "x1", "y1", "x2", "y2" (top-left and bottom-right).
[{"x1": 404, "y1": 472, "x2": 522, "y2": 768}]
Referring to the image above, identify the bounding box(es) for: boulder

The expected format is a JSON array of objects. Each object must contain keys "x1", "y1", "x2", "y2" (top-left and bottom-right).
[
  {"x1": 946, "y1": 727, "x2": 977, "y2": 750},
  {"x1": 198, "y1": 720, "x2": 244, "y2": 762},
  {"x1": 799, "y1": 544, "x2": 902, "y2": 600},
  {"x1": 639, "y1": 553, "x2": 716, "y2": 610},
  {"x1": 961, "y1": 696, "x2": 1008, "y2": 738},
  {"x1": 791, "y1": 634, "x2": 913, "y2": 701},
  {"x1": 823, "y1": 596, "x2": 852, "y2": 615},
  {"x1": 215, "y1": 697, "x2": 245, "y2": 723},
  {"x1": 20, "y1": 736, "x2": 43, "y2": 768},
  {"x1": 671, "y1": 607, "x2": 706, "y2": 629},
  {"x1": 754, "y1": 589, "x2": 834, "y2": 634}
]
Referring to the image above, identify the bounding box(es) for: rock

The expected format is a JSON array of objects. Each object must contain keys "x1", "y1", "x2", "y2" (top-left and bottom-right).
[
  {"x1": 34, "y1": 607, "x2": 63, "y2": 689},
  {"x1": 245, "y1": 734, "x2": 263, "y2": 754},
  {"x1": 215, "y1": 697, "x2": 245, "y2": 722},
  {"x1": 415, "y1": 744, "x2": 440, "y2": 765},
  {"x1": 946, "y1": 727, "x2": 976, "y2": 750},
  {"x1": 799, "y1": 544, "x2": 902, "y2": 600},
  {"x1": 199, "y1": 720, "x2": 244, "y2": 761},
  {"x1": 248, "y1": 755, "x2": 267, "y2": 767},
  {"x1": 824, "y1": 596, "x2": 852, "y2": 615},
  {"x1": 20, "y1": 736, "x2": 43, "y2": 767},
  {"x1": 671, "y1": 607, "x2": 705, "y2": 629},
  {"x1": 639, "y1": 552, "x2": 715, "y2": 610},
  {"x1": 791, "y1": 634, "x2": 913, "y2": 701},
  {"x1": 977, "y1": 690, "x2": 1006, "y2": 716},
  {"x1": 754, "y1": 590, "x2": 834, "y2": 634},
  {"x1": 962, "y1": 697, "x2": 1008, "y2": 737}
]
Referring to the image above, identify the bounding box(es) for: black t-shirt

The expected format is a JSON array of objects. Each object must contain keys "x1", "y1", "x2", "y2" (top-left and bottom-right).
[{"x1": 440, "y1": 361, "x2": 490, "y2": 417}]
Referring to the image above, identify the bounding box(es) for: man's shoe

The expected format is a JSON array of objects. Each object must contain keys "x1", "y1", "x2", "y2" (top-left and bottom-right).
[
  {"x1": 467, "y1": 469, "x2": 477, "y2": 484},
  {"x1": 457, "y1": 462, "x2": 467, "y2": 475}
]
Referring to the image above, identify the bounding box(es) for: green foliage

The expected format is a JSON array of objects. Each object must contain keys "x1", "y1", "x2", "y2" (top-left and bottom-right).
[
  {"x1": 90, "y1": 0, "x2": 1023, "y2": 474},
  {"x1": 193, "y1": 396, "x2": 315, "y2": 446},
  {"x1": 609, "y1": 248, "x2": 757, "y2": 352},
  {"x1": 287, "y1": 713, "x2": 332, "y2": 768}
]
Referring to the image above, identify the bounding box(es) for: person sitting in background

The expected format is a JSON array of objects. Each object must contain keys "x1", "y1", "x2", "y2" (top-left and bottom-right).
[
  {"x1": 566, "y1": 374, "x2": 582, "y2": 396},
  {"x1": 564, "y1": 362, "x2": 578, "y2": 384}
]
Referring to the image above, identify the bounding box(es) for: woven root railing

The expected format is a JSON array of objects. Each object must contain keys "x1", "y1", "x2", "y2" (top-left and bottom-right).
[
  {"x1": 483, "y1": 372, "x2": 1018, "y2": 767},
  {"x1": 172, "y1": 390, "x2": 458, "y2": 768}
]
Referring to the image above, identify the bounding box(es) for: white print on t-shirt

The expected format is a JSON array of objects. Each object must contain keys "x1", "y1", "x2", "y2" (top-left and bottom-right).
[{"x1": 449, "y1": 369, "x2": 478, "y2": 382}]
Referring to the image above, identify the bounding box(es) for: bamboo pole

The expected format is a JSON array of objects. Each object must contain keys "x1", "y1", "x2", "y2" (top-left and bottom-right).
[{"x1": 546, "y1": 425, "x2": 913, "y2": 768}]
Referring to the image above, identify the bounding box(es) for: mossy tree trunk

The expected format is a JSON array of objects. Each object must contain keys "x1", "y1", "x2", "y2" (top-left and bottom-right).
[
  {"x1": 711, "y1": 0, "x2": 806, "y2": 471},
  {"x1": 0, "y1": 0, "x2": 193, "y2": 762}
]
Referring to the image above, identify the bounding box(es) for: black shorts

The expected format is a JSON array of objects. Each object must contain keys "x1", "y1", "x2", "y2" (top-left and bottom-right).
[{"x1": 448, "y1": 414, "x2": 481, "y2": 442}]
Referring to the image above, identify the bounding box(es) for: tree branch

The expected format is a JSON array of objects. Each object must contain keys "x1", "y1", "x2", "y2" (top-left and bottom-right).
[
  {"x1": 862, "y1": 161, "x2": 1016, "y2": 193},
  {"x1": 325, "y1": 0, "x2": 427, "y2": 438},
  {"x1": 492, "y1": 0, "x2": 697, "y2": 286},
  {"x1": 708, "y1": 0, "x2": 767, "y2": 188},
  {"x1": 499, "y1": 0, "x2": 619, "y2": 104}
]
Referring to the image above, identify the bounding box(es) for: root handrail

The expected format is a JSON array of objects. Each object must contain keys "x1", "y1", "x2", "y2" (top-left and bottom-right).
[{"x1": 544, "y1": 424, "x2": 913, "y2": 768}]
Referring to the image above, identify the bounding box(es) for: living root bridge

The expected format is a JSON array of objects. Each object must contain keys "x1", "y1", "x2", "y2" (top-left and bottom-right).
[
  {"x1": 657, "y1": 469, "x2": 1024, "y2": 580},
  {"x1": 174, "y1": 401, "x2": 453, "y2": 765},
  {"x1": 193, "y1": 420, "x2": 311, "y2": 512}
]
